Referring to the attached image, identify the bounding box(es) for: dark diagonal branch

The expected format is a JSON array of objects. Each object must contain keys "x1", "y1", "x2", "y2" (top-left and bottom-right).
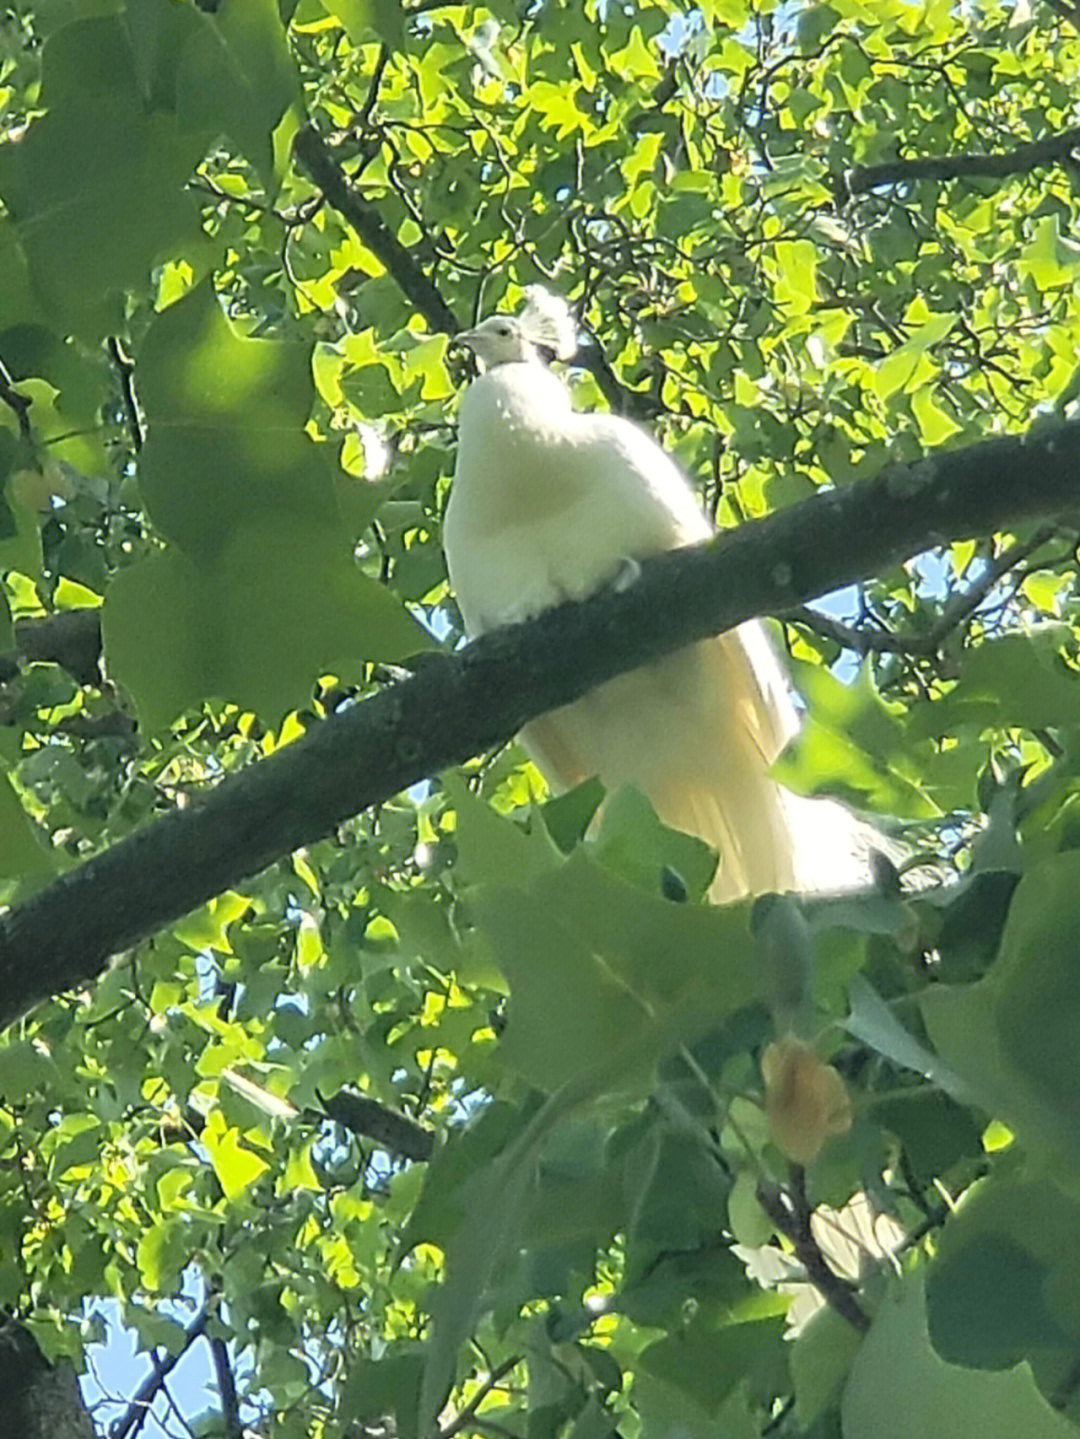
[
  {"x1": 756, "y1": 1172, "x2": 871, "y2": 1334},
  {"x1": 571, "y1": 333, "x2": 661, "y2": 421},
  {"x1": 1045, "y1": 0, "x2": 1080, "y2": 30},
  {"x1": 112, "y1": 1304, "x2": 210, "y2": 1439},
  {"x1": 842, "y1": 123, "x2": 1080, "y2": 195},
  {"x1": 293, "y1": 124, "x2": 460, "y2": 335},
  {"x1": 439, "y1": 1354, "x2": 522, "y2": 1439},
  {"x1": 2, "y1": 418, "x2": 1080, "y2": 1030},
  {"x1": 357, "y1": 45, "x2": 390, "y2": 133},
  {"x1": 318, "y1": 1091, "x2": 436, "y2": 1162}
]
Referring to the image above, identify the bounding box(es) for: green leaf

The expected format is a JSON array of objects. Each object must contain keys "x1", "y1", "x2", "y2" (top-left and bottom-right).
[
  {"x1": 403, "y1": 1100, "x2": 528, "y2": 1253},
  {"x1": 0, "y1": 97, "x2": 203, "y2": 339},
  {"x1": 926, "y1": 1179, "x2": 1080, "y2": 1371},
  {"x1": 417, "y1": 1104, "x2": 552, "y2": 1434},
  {"x1": 777, "y1": 663, "x2": 938, "y2": 818},
  {"x1": 540, "y1": 775, "x2": 605, "y2": 854},
  {"x1": 174, "y1": 0, "x2": 302, "y2": 186},
  {"x1": 136, "y1": 1217, "x2": 190, "y2": 1293},
  {"x1": 37, "y1": 14, "x2": 137, "y2": 109},
  {"x1": 992, "y1": 851, "x2": 1080, "y2": 1127},
  {"x1": 622, "y1": 1134, "x2": 737, "y2": 1299},
  {"x1": 633, "y1": 1369, "x2": 736, "y2": 1439},
  {"x1": 909, "y1": 630, "x2": 1080, "y2": 739},
  {"x1": 535, "y1": 852, "x2": 758, "y2": 1015},
  {"x1": 0, "y1": 770, "x2": 54, "y2": 881},
  {"x1": 340, "y1": 1348, "x2": 424, "y2": 1439},
  {"x1": 44, "y1": 1113, "x2": 102, "y2": 1181},
  {"x1": 444, "y1": 773, "x2": 559, "y2": 890},
  {"x1": 172, "y1": 892, "x2": 250, "y2": 952},
  {"x1": 638, "y1": 1307, "x2": 788, "y2": 1417},
  {"x1": 0, "y1": 1039, "x2": 62, "y2": 1097},
  {"x1": 135, "y1": 281, "x2": 338, "y2": 558},
  {"x1": 201, "y1": 1109, "x2": 270, "y2": 1199},
  {"x1": 792, "y1": 1304, "x2": 862, "y2": 1428},
  {"x1": 845, "y1": 975, "x2": 971, "y2": 1104},
  {"x1": 921, "y1": 979, "x2": 1077, "y2": 1168},
  {"x1": 1019, "y1": 215, "x2": 1080, "y2": 290},
  {"x1": 323, "y1": 0, "x2": 407, "y2": 47},
  {"x1": 841, "y1": 1272, "x2": 1076, "y2": 1439},
  {"x1": 471, "y1": 884, "x2": 654, "y2": 1093},
  {"x1": 0, "y1": 468, "x2": 44, "y2": 576},
  {"x1": 590, "y1": 784, "x2": 718, "y2": 901},
  {"x1": 773, "y1": 240, "x2": 818, "y2": 315},
  {"x1": 0, "y1": 218, "x2": 37, "y2": 330},
  {"x1": 872, "y1": 1090, "x2": 983, "y2": 1186},
  {"x1": 103, "y1": 512, "x2": 431, "y2": 729},
  {"x1": 473, "y1": 852, "x2": 758, "y2": 1093},
  {"x1": 797, "y1": 4, "x2": 840, "y2": 50}
]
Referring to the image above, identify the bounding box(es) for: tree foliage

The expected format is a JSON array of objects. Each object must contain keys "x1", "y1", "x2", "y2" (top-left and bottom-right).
[{"x1": 1, "y1": 0, "x2": 1080, "y2": 1435}]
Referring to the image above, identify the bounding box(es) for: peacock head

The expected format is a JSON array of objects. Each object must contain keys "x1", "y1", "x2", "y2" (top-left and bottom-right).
[
  {"x1": 455, "y1": 313, "x2": 537, "y2": 368},
  {"x1": 455, "y1": 286, "x2": 578, "y2": 372}
]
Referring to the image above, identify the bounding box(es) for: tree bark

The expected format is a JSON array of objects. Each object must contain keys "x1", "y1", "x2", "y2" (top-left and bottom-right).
[{"x1": 0, "y1": 1320, "x2": 95, "y2": 1439}]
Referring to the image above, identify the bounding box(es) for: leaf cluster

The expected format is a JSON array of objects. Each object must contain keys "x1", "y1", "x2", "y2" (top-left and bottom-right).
[{"x1": 1, "y1": 1, "x2": 1080, "y2": 1436}]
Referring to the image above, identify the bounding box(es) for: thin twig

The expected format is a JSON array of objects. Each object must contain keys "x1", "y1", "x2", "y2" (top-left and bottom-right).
[
  {"x1": 111, "y1": 1305, "x2": 210, "y2": 1439},
  {"x1": 784, "y1": 605, "x2": 926, "y2": 655},
  {"x1": 292, "y1": 125, "x2": 460, "y2": 335},
  {"x1": 756, "y1": 1173, "x2": 871, "y2": 1334},
  {"x1": 0, "y1": 356, "x2": 31, "y2": 441},
  {"x1": 357, "y1": 45, "x2": 390, "y2": 132},
  {"x1": 440, "y1": 1355, "x2": 522, "y2": 1439},
  {"x1": 786, "y1": 525, "x2": 1059, "y2": 655},
  {"x1": 106, "y1": 336, "x2": 144, "y2": 452},
  {"x1": 210, "y1": 1333, "x2": 243, "y2": 1438}
]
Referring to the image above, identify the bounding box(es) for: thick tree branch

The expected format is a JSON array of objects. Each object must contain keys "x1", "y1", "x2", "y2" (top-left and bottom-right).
[
  {"x1": 8, "y1": 608, "x2": 103, "y2": 686},
  {"x1": 0, "y1": 1318, "x2": 94, "y2": 1438},
  {"x1": 1, "y1": 418, "x2": 1080, "y2": 1029},
  {"x1": 318, "y1": 1091, "x2": 435, "y2": 1162},
  {"x1": 841, "y1": 123, "x2": 1080, "y2": 195},
  {"x1": 293, "y1": 124, "x2": 461, "y2": 335},
  {"x1": 1045, "y1": 0, "x2": 1080, "y2": 30}
]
